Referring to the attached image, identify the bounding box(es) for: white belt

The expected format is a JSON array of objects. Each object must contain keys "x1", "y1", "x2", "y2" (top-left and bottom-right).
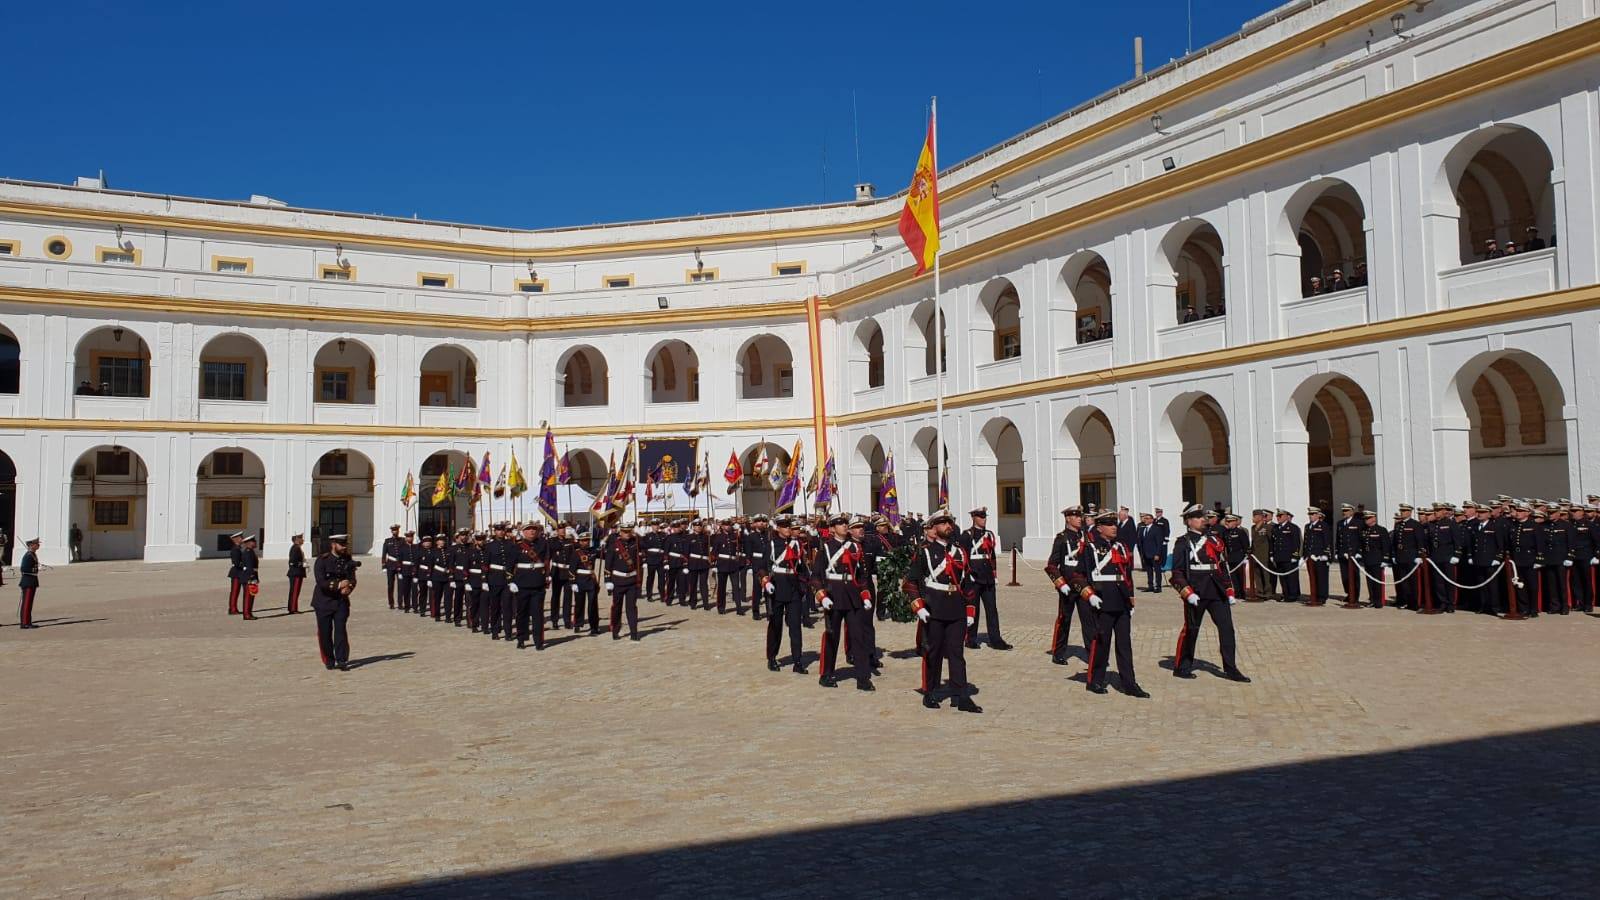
[
  {"x1": 1092, "y1": 574, "x2": 1121, "y2": 582},
  {"x1": 826, "y1": 574, "x2": 850, "y2": 582},
  {"x1": 610, "y1": 569, "x2": 635, "y2": 577},
  {"x1": 468, "y1": 568, "x2": 483, "y2": 574},
  {"x1": 646, "y1": 549, "x2": 663, "y2": 554},
  {"x1": 923, "y1": 580, "x2": 954, "y2": 591},
  {"x1": 1189, "y1": 564, "x2": 1212, "y2": 571},
  {"x1": 690, "y1": 553, "x2": 706, "y2": 560},
  {"x1": 489, "y1": 564, "x2": 506, "y2": 571},
  {"x1": 751, "y1": 551, "x2": 765, "y2": 557},
  {"x1": 668, "y1": 552, "x2": 683, "y2": 558},
  {"x1": 552, "y1": 563, "x2": 569, "y2": 570},
  {"x1": 575, "y1": 568, "x2": 592, "y2": 575},
  {"x1": 771, "y1": 566, "x2": 793, "y2": 574},
  {"x1": 401, "y1": 561, "x2": 415, "y2": 566},
  {"x1": 515, "y1": 563, "x2": 537, "y2": 570},
  {"x1": 433, "y1": 566, "x2": 447, "y2": 573},
  {"x1": 383, "y1": 555, "x2": 395, "y2": 562}
]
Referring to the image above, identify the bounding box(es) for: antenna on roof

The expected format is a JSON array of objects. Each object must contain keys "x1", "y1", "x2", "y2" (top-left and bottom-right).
[{"x1": 852, "y1": 90, "x2": 863, "y2": 188}]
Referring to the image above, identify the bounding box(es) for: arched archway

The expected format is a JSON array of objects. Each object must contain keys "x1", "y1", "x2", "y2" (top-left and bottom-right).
[
  {"x1": 417, "y1": 450, "x2": 473, "y2": 537},
  {"x1": 312, "y1": 448, "x2": 375, "y2": 554},
  {"x1": 313, "y1": 337, "x2": 376, "y2": 405},
  {"x1": 1441, "y1": 125, "x2": 1555, "y2": 265},
  {"x1": 558, "y1": 346, "x2": 609, "y2": 407},
  {"x1": 1059, "y1": 252, "x2": 1113, "y2": 345},
  {"x1": 737, "y1": 334, "x2": 795, "y2": 400},
  {"x1": 977, "y1": 278, "x2": 1022, "y2": 362},
  {"x1": 0, "y1": 450, "x2": 13, "y2": 564},
  {"x1": 419, "y1": 344, "x2": 478, "y2": 408},
  {"x1": 1156, "y1": 220, "x2": 1226, "y2": 326},
  {"x1": 0, "y1": 324, "x2": 20, "y2": 395},
  {"x1": 977, "y1": 417, "x2": 1026, "y2": 549},
  {"x1": 854, "y1": 435, "x2": 888, "y2": 514},
  {"x1": 853, "y1": 319, "x2": 886, "y2": 391},
  {"x1": 70, "y1": 444, "x2": 148, "y2": 559},
  {"x1": 195, "y1": 447, "x2": 266, "y2": 557},
  {"x1": 1159, "y1": 393, "x2": 1232, "y2": 512},
  {"x1": 1282, "y1": 179, "x2": 1368, "y2": 296},
  {"x1": 74, "y1": 326, "x2": 150, "y2": 398},
  {"x1": 1450, "y1": 351, "x2": 1568, "y2": 499},
  {"x1": 737, "y1": 441, "x2": 790, "y2": 516},
  {"x1": 646, "y1": 340, "x2": 700, "y2": 404},
  {"x1": 911, "y1": 426, "x2": 949, "y2": 513},
  {"x1": 198, "y1": 333, "x2": 269, "y2": 402},
  {"x1": 1059, "y1": 407, "x2": 1117, "y2": 512},
  {"x1": 1285, "y1": 373, "x2": 1379, "y2": 517},
  {"x1": 908, "y1": 299, "x2": 947, "y2": 377}
]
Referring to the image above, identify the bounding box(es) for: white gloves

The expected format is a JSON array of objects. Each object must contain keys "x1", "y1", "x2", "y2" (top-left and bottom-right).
[
  {"x1": 966, "y1": 616, "x2": 975, "y2": 626},
  {"x1": 863, "y1": 599, "x2": 872, "y2": 610},
  {"x1": 604, "y1": 582, "x2": 614, "y2": 592},
  {"x1": 1089, "y1": 594, "x2": 1103, "y2": 610},
  {"x1": 1227, "y1": 595, "x2": 1239, "y2": 606},
  {"x1": 763, "y1": 582, "x2": 775, "y2": 595},
  {"x1": 1533, "y1": 563, "x2": 1542, "y2": 570},
  {"x1": 821, "y1": 597, "x2": 834, "y2": 610},
  {"x1": 916, "y1": 608, "x2": 930, "y2": 623},
  {"x1": 1185, "y1": 591, "x2": 1199, "y2": 606},
  {"x1": 1591, "y1": 557, "x2": 1598, "y2": 566},
  {"x1": 1449, "y1": 557, "x2": 1459, "y2": 565},
  {"x1": 509, "y1": 583, "x2": 520, "y2": 593},
  {"x1": 1413, "y1": 557, "x2": 1422, "y2": 565},
  {"x1": 1058, "y1": 583, "x2": 1073, "y2": 596},
  {"x1": 1563, "y1": 559, "x2": 1573, "y2": 568},
  {"x1": 449, "y1": 581, "x2": 457, "y2": 589}
]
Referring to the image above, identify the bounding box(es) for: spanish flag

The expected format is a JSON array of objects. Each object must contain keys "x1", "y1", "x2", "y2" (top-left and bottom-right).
[{"x1": 897, "y1": 111, "x2": 940, "y2": 275}]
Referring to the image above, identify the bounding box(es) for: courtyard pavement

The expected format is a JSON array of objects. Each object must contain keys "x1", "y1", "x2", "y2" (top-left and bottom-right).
[{"x1": 1, "y1": 557, "x2": 1597, "y2": 898}]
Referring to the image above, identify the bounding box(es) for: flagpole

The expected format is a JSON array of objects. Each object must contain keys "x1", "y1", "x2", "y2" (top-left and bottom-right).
[{"x1": 931, "y1": 95, "x2": 945, "y2": 514}]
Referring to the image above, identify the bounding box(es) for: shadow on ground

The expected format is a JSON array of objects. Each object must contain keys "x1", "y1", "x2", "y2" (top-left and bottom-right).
[{"x1": 309, "y1": 721, "x2": 1600, "y2": 898}]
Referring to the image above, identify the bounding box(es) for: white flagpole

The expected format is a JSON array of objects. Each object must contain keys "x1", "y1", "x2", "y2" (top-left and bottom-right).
[{"x1": 931, "y1": 95, "x2": 945, "y2": 513}]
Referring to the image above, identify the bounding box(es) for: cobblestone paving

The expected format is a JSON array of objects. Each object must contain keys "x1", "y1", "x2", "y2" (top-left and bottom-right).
[{"x1": 1, "y1": 559, "x2": 1597, "y2": 898}]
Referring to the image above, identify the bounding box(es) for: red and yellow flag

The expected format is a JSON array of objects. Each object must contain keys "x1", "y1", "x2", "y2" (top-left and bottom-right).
[{"x1": 898, "y1": 113, "x2": 940, "y2": 275}]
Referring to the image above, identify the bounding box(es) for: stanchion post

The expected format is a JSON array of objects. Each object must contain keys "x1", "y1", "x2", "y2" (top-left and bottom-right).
[
  {"x1": 1420, "y1": 557, "x2": 1439, "y2": 614},
  {"x1": 1007, "y1": 546, "x2": 1020, "y2": 587},
  {"x1": 1503, "y1": 561, "x2": 1524, "y2": 620}
]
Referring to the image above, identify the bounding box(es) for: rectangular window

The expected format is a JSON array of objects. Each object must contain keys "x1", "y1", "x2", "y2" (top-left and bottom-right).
[
  {"x1": 201, "y1": 361, "x2": 248, "y2": 401},
  {"x1": 211, "y1": 452, "x2": 245, "y2": 476},
  {"x1": 772, "y1": 261, "x2": 806, "y2": 277},
  {"x1": 319, "y1": 264, "x2": 355, "y2": 281},
  {"x1": 96, "y1": 355, "x2": 146, "y2": 397},
  {"x1": 211, "y1": 255, "x2": 254, "y2": 274},
  {"x1": 0, "y1": 241, "x2": 15, "y2": 256},
  {"x1": 209, "y1": 499, "x2": 244, "y2": 527},
  {"x1": 93, "y1": 499, "x2": 131, "y2": 527},
  {"x1": 997, "y1": 331, "x2": 1022, "y2": 359},
  {"x1": 319, "y1": 452, "x2": 349, "y2": 477},
  {"x1": 686, "y1": 268, "x2": 719, "y2": 283},
  {"x1": 96, "y1": 450, "x2": 132, "y2": 476},
  {"x1": 515, "y1": 278, "x2": 547, "y2": 293},
  {"x1": 418, "y1": 273, "x2": 454, "y2": 289},
  {"x1": 603, "y1": 274, "x2": 634, "y2": 289},
  {"x1": 97, "y1": 246, "x2": 139, "y2": 265},
  {"x1": 1001, "y1": 483, "x2": 1024, "y2": 517},
  {"x1": 318, "y1": 370, "x2": 351, "y2": 403}
]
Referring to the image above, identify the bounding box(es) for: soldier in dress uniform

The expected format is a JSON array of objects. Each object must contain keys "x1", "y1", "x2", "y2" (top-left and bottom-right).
[
  {"x1": 226, "y1": 530, "x2": 245, "y2": 615},
  {"x1": 511, "y1": 523, "x2": 547, "y2": 649},
  {"x1": 381, "y1": 524, "x2": 404, "y2": 609},
  {"x1": 1390, "y1": 505, "x2": 1424, "y2": 610},
  {"x1": 1506, "y1": 505, "x2": 1543, "y2": 618},
  {"x1": 1168, "y1": 504, "x2": 1250, "y2": 682},
  {"x1": 311, "y1": 534, "x2": 359, "y2": 671},
  {"x1": 1570, "y1": 503, "x2": 1596, "y2": 613},
  {"x1": 604, "y1": 522, "x2": 643, "y2": 640},
  {"x1": 1249, "y1": 510, "x2": 1275, "y2": 600},
  {"x1": 1222, "y1": 512, "x2": 1250, "y2": 600},
  {"x1": 1425, "y1": 503, "x2": 1459, "y2": 613},
  {"x1": 1335, "y1": 503, "x2": 1363, "y2": 606},
  {"x1": 410, "y1": 534, "x2": 432, "y2": 617},
  {"x1": 571, "y1": 532, "x2": 601, "y2": 634},
  {"x1": 481, "y1": 523, "x2": 515, "y2": 640},
  {"x1": 425, "y1": 533, "x2": 449, "y2": 620},
  {"x1": 811, "y1": 514, "x2": 875, "y2": 691},
  {"x1": 711, "y1": 520, "x2": 745, "y2": 614},
  {"x1": 905, "y1": 511, "x2": 982, "y2": 712},
  {"x1": 1302, "y1": 507, "x2": 1330, "y2": 605},
  {"x1": 467, "y1": 531, "x2": 489, "y2": 630},
  {"x1": 1269, "y1": 510, "x2": 1302, "y2": 602},
  {"x1": 743, "y1": 516, "x2": 770, "y2": 619},
  {"x1": 448, "y1": 529, "x2": 472, "y2": 626},
  {"x1": 1357, "y1": 510, "x2": 1389, "y2": 608},
  {"x1": 762, "y1": 517, "x2": 808, "y2": 672},
  {"x1": 848, "y1": 517, "x2": 883, "y2": 673},
  {"x1": 238, "y1": 534, "x2": 261, "y2": 620},
  {"x1": 1543, "y1": 505, "x2": 1573, "y2": 614},
  {"x1": 1068, "y1": 511, "x2": 1148, "y2": 698},
  {"x1": 642, "y1": 522, "x2": 666, "y2": 602},
  {"x1": 1466, "y1": 503, "x2": 1502, "y2": 614},
  {"x1": 1044, "y1": 506, "x2": 1087, "y2": 666},
  {"x1": 548, "y1": 526, "x2": 573, "y2": 629},
  {"x1": 286, "y1": 533, "x2": 307, "y2": 615},
  {"x1": 684, "y1": 519, "x2": 711, "y2": 609},
  {"x1": 16, "y1": 537, "x2": 40, "y2": 629},
  {"x1": 960, "y1": 507, "x2": 1011, "y2": 650},
  {"x1": 398, "y1": 530, "x2": 421, "y2": 613}
]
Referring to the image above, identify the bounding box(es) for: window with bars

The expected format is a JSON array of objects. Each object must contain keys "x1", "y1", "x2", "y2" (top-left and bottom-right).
[
  {"x1": 97, "y1": 356, "x2": 146, "y2": 397},
  {"x1": 202, "y1": 361, "x2": 248, "y2": 401},
  {"x1": 94, "y1": 500, "x2": 131, "y2": 526},
  {"x1": 319, "y1": 370, "x2": 350, "y2": 403},
  {"x1": 319, "y1": 452, "x2": 349, "y2": 476},
  {"x1": 96, "y1": 450, "x2": 132, "y2": 476},
  {"x1": 212, "y1": 452, "x2": 245, "y2": 476},
  {"x1": 209, "y1": 499, "x2": 244, "y2": 526}
]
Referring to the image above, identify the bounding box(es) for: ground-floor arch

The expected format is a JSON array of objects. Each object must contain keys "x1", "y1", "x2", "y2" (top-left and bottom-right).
[
  {"x1": 312, "y1": 449, "x2": 374, "y2": 555},
  {"x1": 71, "y1": 444, "x2": 149, "y2": 560},
  {"x1": 1057, "y1": 406, "x2": 1117, "y2": 513},
  {"x1": 195, "y1": 447, "x2": 267, "y2": 558}
]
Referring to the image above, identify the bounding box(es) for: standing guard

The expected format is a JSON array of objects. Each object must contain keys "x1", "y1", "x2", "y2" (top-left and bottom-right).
[
  {"x1": 381, "y1": 524, "x2": 404, "y2": 609},
  {"x1": 960, "y1": 507, "x2": 1011, "y2": 650},
  {"x1": 238, "y1": 534, "x2": 261, "y2": 620},
  {"x1": 16, "y1": 537, "x2": 40, "y2": 629},
  {"x1": 1570, "y1": 504, "x2": 1595, "y2": 613},
  {"x1": 712, "y1": 520, "x2": 745, "y2": 614},
  {"x1": 1044, "y1": 506, "x2": 1087, "y2": 666},
  {"x1": 743, "y1": 516, "x2": 770, "y2": 619},
  {"x1": 762, "y1": 517, "x2": 807, "y2": 672},
  {"x1": 311, "y1": 534, "x2": 359, "y2": 671},
  {"x1": 1222, "y1": 512, "x2": 1250, "y2": 600},
  {"x1": 571, "y1": 532, "x2": 601, "y2": 634},
  {"x1": 482, "y1": 523, "x2": 515, "y2": 640},
  {"x1": 512, "y1": 523, "x2": 548, "y2": 649},
  {"x1": 226, "y1": 531, "x2": 245, "y2": 615},
  {"x1": 448, "y1": 529, "x2": 472, "y2": 626},
  {"x1": 1336, "y1": 503, "x2": 1363, "y2": 606},
  {"x1": 904, "y1": 511, "x2": 982, "y2": 712},
  {"x1": 642, "y1": 523, "x2": 666, "y2": 602},
  {"x1": 1390, "y1": 506, "x2": 1423, "y2": 610},
  {"x1": 604, "y1": 522, "x2": 643, "y2": 640},
  {"x1": 286, "y1": 532, "x2": 307, "y2": 615},
  {"x1": 1168, "y1": 504, "x2": 1250, "y2": 682},
  {"x1": 1357, "y1": 510, "x2": 1389, "y2": 608},
  {"x1": 1068, "y1": 511, "x2": 1148, "y2": 698},
  {"x1": 1269, "y1": 510, "x2": 1301, "y2": 602},
  {"x1": 1302, "y1": 507, "x2": 1330, "y2": 606}
]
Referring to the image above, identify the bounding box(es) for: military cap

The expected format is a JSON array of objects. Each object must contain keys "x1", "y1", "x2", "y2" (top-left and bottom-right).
[
  {"x1": 1397, "y1": 504, "x2": 1413, "y2": 513},
  {"x1": 1533, "y1": 508, "x2": 1549, "y2": 520},
  {"x1": 1061, "y1": 505, "x2": 1083, "y2": 517},
  {"x1": 434, "y1": 533, "x2": 447, "y2": 541},
  {"x1": 849, "y1": 517, "x2": 869, "y2": 529},
  {"x1": 25, "y1": 537, "x2": 40, "y2": 546},
  {"x1": 826, "y1": 513, "x2": 850, "y2": 527},
  {"x1": 1204, "y1": 508, "x2": 1221, "y2": 519},
  {"x1": 1275, "y1": 508, "x2": 1292, "y2": 517},
  {"x1": 243, "y1": 533, "x2": 258, "y2": 543},
  {"x1": 1362, "y1": 510, "x2": 1377, "y2": 520},
  {"x1": 1340, "y1": 503, "x2": 1355, "y2": 511},
  {"x1": 926, "y1": 510, "x2": 957, "y2": 528},
  {"x1": 328, "y1": 533, "x2": 350, "y2": 543},
  {"x1": 1181, "y1": 502, "x2": 1206, "y2": 519},
  {"x1": 390, "y1": 524, "x2": 402, "y2": 531},
  {"x1": 405, "y1": 529, "x2": 415, "y2": 536},
  {"x1": 1307, "y1": 506, "x2": 1323, "y2": 516},
  {"x1": 619, "y1": 522, "x2": 635, "y2": 531},
  {"x1": 291, "y1": 532, "x2": 305, "y2": 539},
  {"x1": 229, "y1": 531, "x2": 245, "y2": 539},
  {"x1": 1093, "y1": 511, "x2": 1118, "y2": 526},
  {"x1": 1224, "y1": 511, "x2": 1241, "y2": 522},
  {"x1": 969, "y1": 506, "x2": 988, "y2": 518}
]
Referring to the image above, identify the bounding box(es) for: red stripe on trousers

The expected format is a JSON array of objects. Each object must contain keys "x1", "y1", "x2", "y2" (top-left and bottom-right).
[
  {"x1": 1085, "y1": 637, "x2": 1100, "y2": 687},
  {"x1": 1174, "y1": 624, "x2": 1188, "y2": 668}
]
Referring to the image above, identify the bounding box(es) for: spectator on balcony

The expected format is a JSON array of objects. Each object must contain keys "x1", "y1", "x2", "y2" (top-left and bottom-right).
[
  {"x1": 1350, "y1": 261, "x2": 1368, "y2": 287},
  {"x1": 1327, "y1": 270, "x2": 1347, "y2": 293},
  {"x1": 1305, "y1": 276, "x2": 1323, "y2": 297},
  {"x1": 1524, "y1": 227, "x2": 1546, "y2": 251},
  {"x1": 1482, "y1": 239, "x2": 1503, "y2": 260},
  {"x1": 75, "y1": 380, "x2": 97, "y2": 396},
  {"x1": 1181, "y1": 305, "x2": 1199, "y2": 324},
  {"x1": 1201, "y1": 304, "x2": 1220, "y2": 319},
  {"x1": 1503, "y1": 241, "x2": 1518, "y2": 256}
]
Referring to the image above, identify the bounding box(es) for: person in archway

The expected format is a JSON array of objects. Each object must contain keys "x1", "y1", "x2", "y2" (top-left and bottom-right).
[
  {"x1": 225, "y1": 531, "x2": 244, "y2": 615},
  {"x1": 1136, "y1": 512, "x2": 1167, "y2": 593},
  {"x1": 238, "y1": 534, "x2": 261, "y2": 619},
  {"x1": 286, "y1": 533, "x2": 307, "y2": 615},
  {"x1": 312, "y1": 534, "x2": 358, "y2": 671},
  {"x1": 1524, "y1": 226, "x2": 1546, "y2": 251},
  {"x1": 68, "y1": 523, "x2": 83, "y2": 563},
  {"x1": 1169, "y1": 504, "x2": 1250, "y2": 683},
  {"x1": 16, "y1": 537, "x2": 40, "y2": 628}
]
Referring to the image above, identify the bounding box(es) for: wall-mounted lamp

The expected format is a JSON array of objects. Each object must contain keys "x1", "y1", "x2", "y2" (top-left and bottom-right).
[
  {"x1": 526, "y1": 258, "x2": 537, "y2": 279},
  {"x1": 990, "y1": 181, "x2": 999, "y2": 200},
  {"x1": 1391, "y1": 12, "x2": 1408, "y2": 37},
  {"x1": 657, "y1": 296, "x2": 670, "y2": 310},
  {"x1": 114, "y1": 224, "x2": 124, "y2": 244},
  {"x1": 870, "y1": 229, "x2": 882, "y2": 252},
  {"x1": 1151, "y1": 112, "x2": 1165, "y2": 134},
  {"x1": 337, "y1": 338, "x2": 347, "y2": 354},
  {"x1": 113, "y1": 326, "x2": 124, "y2": 342}
]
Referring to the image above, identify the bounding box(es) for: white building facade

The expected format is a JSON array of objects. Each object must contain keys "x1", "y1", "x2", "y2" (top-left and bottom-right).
[{"x1": 0, "y1": 0, "x2": 1596, "y2": 563}]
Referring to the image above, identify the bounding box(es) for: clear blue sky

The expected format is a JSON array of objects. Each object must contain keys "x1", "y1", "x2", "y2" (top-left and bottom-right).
[{"x1": 1, "y1": 1, "x2": 1277, "y2": 229}]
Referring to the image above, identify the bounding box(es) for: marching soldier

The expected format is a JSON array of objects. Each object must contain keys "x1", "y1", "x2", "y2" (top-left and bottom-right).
[
  {"x1": 548, "y1": 526, "x2": 574, "y2": 629},
  {"x1": 571, "y1": 531, "x2": 601, "y2": 634},
  {"x1": 411, "y1": 534, "x2": 433, "y2": 617},
  {"x1": 960, "y1": 507, "x2": 1011, "y2": 650},
  {"x1": 467, "y1": 532, "x2": 489, "y2": 630},
  {"x1": 848, "y1": 517, "x2": 883, "y2": 673},
  {"x1": 286, "y1": 532, "x2": 307, "y2": 615},
  {"x1": 665, "y1": 520, "x2": 687, "y2": 605},
  {"x1": 238, "y1": 534, "x2": 261, "y2": 620},
  {"x1": 381, "y1": 524, "x2": 403, "y2": 609},
  {"x1": 743, "y1": 516, "x2": 770, "y2": 619},
  {"x1": 1302, "y1": 507, "x2": 1330, "y2": 605},
  {"x1": 604, "y1": 522, "x2": 643, "y2": 640},
  {"x1": 512, "y1": 523, "x2": 548, "y2": 649},
  {"x1": 226, "y1": 530, "x2": 245, "y2": 615},
  {"x1": 642, "y1": 522, "x2": 666, "y2": 602},
  {"x1": 311, "y1": 534, "x2": 359, "y2": 671},
  {"x1": 1269, "y1": 510, "x2": 1302, "y2": 602},
  {"x1": 762, "y1": 517, "x2": 808, "y2": 672},
  {"x1": 1335, "y1": 503, "x2": 1363, "y2": 606},
  {"x1": 682, "y1": 520, "x2": 710, "y2": 609},
  {"x1": 1068, "y1": 511, "x2": 1148, "y2": 698},
  {"x1": 712, "y1": 520, "x2": 745, "y2": 614},
  {"x1": 905, "y1": 511, "x2": 982, "y2": 712},
  {"x1": 482, "y1": 523, "x2": 516, "y2": 640},
  {"x1": 16, "y1": 537, "x2": 40, "y2": 629},
  {"x1": 1168, "y1": 504, "x2": 1250, "y2": 682},
  {"x1": 812, "y1": 513, "x2": 874, "y2": 691},
  {"x1": 1358, "y1": 510, "x2": 1389, "y2": 608},
  {"x1": 1044, "y1": 506, "x2": 1087, "y2": 666}
]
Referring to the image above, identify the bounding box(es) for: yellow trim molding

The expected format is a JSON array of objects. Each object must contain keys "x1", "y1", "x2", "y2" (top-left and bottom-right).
[
  {"x1": 417, "y1": 272, "x2": 455, "y2": 289},
  {"x1": 0, "y1": 238, "x2": 17, "y2": 256},
  {"x1": 319, "y1": 263, "x2": 357, "y2": 282},
  {"x1": 602, "y1": 274, "x2": 635, "y2": 289},
  {"x1": 772, "y1": 261, "x2": 807, "y2": 277},
  {"x1": 210, "y1": 255, "x2": 255, "y2": 274},
  {"x1": 43, "y1": 235, "x2": 72, "y2": 260},
  {"x1": 685, "y1": 268, "x2": 719, "y2": 283},
  {"x1": 514, "y1": 278, "x2": 547, "y2": 293},
  {"x1": 96, "y1": 245, "x2": 142, "y2": 266}
]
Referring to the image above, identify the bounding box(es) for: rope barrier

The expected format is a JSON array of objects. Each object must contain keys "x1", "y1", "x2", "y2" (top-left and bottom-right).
[
  {"x1": 1247, "y1": 554, "x2": 1304, "y2": 578},
  {"x1": 1425, "y1": 558, "x2": 1505, "y2": 591}
]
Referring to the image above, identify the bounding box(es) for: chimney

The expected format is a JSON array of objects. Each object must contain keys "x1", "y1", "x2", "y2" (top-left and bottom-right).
[
  {"x1": 854, "y1": 182, "x2": 876, "y2": 202},
  {"x1": 1134, "y1": 36, "x2": 1144, "y2": 78},
  {"x1": 75, "y1": 175, "x2": 104, "y2": 190}
]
